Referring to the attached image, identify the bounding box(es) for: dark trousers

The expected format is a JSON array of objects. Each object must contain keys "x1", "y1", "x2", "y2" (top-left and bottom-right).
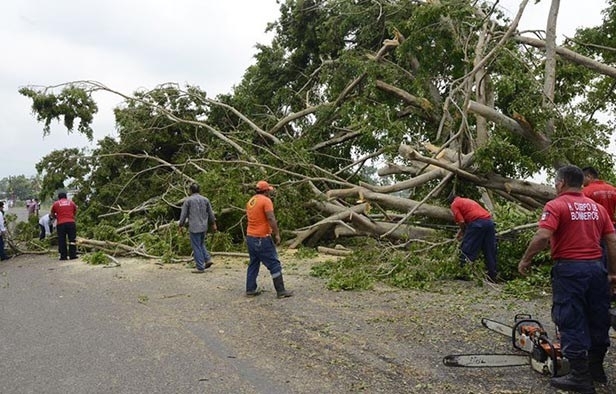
[
  {"x1": 460, "y1": 219, "x2": 497, "y2": 278},
  {"x1": 599, "y1": 223, "x2": 616, "y2": 270},
  {"x1": 0, "y1": 235, "x2": 7, "y2": 260},
  {"x1": 39, "y1": 224, "x2": 53, "y2": 240},
  {"x1": 57, "y1": 222, "x2": 77, "y2": 259},
  {"x1": 551, "y1": 261, "x2": 611, "y2": 360}
]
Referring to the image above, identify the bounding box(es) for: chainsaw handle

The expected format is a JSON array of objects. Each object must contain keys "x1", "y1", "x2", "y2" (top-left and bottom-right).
[
  {"x1": 511, "y1": 319, "x2": 544, "y2": 351},
  {"x1": 514, "y1": 313, "x2": 533, "y2": 322}
]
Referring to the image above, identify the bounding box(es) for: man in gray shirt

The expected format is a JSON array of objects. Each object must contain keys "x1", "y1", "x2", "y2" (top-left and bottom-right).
[{"x1": 179, "y1": 183, "x2": 217, "y2": 273}]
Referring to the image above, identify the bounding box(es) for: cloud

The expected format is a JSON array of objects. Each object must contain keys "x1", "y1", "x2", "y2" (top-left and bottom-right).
[{"x1": 0, "y1": 0, "x2": 279, "y2": 179}]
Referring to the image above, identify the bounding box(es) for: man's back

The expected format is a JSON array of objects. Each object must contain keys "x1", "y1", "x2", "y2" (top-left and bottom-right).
[
  {"x1": 541, "y1": 192, "x2": 612, "y2": 260},
  {"x1": 246, "y1": 194, "x2": 273, "y2": 237},
  {"x1": 450, "y1": 197, "x2": 491, "y2": 224},
  {"x1": 180, "y1": 193, "x2": 214, "y2": 233}
]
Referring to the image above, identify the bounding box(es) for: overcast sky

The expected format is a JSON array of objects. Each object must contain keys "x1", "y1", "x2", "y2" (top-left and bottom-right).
[{"x1": 0, "y1": 0, "x2": 609, "y2": 180}]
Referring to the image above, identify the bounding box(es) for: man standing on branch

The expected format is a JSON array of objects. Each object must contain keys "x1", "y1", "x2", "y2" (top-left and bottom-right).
[
  {"x1": 51, "y1": 192, "x2": 78, "y2": 260},
  {"x1": 519, "y1": 165, "x2": 616, "y2": 393},
  {"x1": 244, "y1": 180, "x2": 292, "y2": 298},
  {"x1": 179, "y1": 183, "x2": 217, "y2": 274},
  {"x1": 448, "y1": 194, "x2": 498, "y2": 282}
]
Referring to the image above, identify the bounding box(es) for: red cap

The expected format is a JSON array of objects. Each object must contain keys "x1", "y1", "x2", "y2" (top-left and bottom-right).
[{"x1": 256, "y1": 180, "x2": 274, "y2": 191}]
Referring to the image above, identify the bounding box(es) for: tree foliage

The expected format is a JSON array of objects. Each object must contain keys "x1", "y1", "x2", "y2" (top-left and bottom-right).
[{"x1": 17, "y1": 0, "x2": 616, "y2": 289}]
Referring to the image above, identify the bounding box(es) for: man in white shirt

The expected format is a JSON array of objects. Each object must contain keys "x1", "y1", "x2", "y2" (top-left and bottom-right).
[{"x1": 39, "y1": 213, "x2": 54, "y2": 240}]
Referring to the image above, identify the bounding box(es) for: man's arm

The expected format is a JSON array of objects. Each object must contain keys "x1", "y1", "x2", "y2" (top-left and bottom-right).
[
  {"x1": 265, "y1": 211, "x2": 280, "y2": 245},
  {"x1": 207, "y1": 201, "x2": 217, "y2": 232},
  {"x1": 518, "y1": 228, "x2": 552, "y2": 276},
  {"x1": 178, "y1": 200, "x2": 189, "y2": 227},
  {"x1": 455, "y1": 222, "x2": 466, "y2": 240},
  {"x1": 604, "y1": 233, "x2": 616, "y2": 282}
]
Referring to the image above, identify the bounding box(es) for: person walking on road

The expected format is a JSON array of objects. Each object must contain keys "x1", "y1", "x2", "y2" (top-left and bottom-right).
[
  {"x1": 448, "y1": 194, "x2": 498, "y2": 282},
  {"x1": 179, "y1": 183, "x2": 217, "y2": 274},
  {"x1": 519, "y1": 165, "x2": 616, "y2": 393},
  {"x1": 50, "y1": 192, "x2": 78, "y2": 260},
  {"x1": 244, "y1": 180, "x2": 292, "y2": 298},
  {"x1": 0, "y1": 201, "x2": 9, "y2": 260}
]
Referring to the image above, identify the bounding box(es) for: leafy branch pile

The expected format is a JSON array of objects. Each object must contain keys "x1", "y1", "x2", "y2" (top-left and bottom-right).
[{"x1": 15, "y1": 0, "x2": 616, "y2": 290}]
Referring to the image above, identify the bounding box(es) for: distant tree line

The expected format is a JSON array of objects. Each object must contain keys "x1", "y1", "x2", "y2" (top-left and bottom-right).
[{"x1": 0, "y1": 175, "x2": 41, "y2": 201}]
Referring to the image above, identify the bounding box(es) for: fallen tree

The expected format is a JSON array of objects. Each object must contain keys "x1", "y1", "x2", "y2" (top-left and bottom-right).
[{"x1": 17, "y1": 0, "x2": 616, "y2": 265}]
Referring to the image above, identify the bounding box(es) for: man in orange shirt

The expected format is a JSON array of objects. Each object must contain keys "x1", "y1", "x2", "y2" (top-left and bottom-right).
[{"x1": 245, "y1": 180, "x2": 293, "y2": 298}]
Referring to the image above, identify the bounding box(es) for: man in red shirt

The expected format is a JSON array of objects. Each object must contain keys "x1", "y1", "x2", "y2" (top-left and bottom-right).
[
  {"x1": 50, "y1": 192, "x2": 78, "y2": 260},
  {"x1": 582, "y1": 167, "x2": 616, "y2": 225},
  {"x1": 449, "y1": 194, "x2": 498, "y2": 282},
  {"x1": 583, "y1": 166, "x2": 616, "y2": 270},
  {"x1": 519, "y1": 165, "x2": 616, "y2": 393},
  {"x1": 244, "y1": 180, "x2": 292, "y2": 298}
]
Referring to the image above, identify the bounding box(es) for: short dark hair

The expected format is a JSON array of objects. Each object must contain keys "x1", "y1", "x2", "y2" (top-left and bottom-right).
[
  {"x1": 556, "y1": 165, "x2": 584, "y2": 188},
  {"x1": 189, "y1": 183, "x2": 200, "y2": 194},
  {"x1": 581, "y1": 166, "x2": 599, "y2": 179},
  {"x1": 58, "y1": 192, "x2": 67, "y2": 199}
]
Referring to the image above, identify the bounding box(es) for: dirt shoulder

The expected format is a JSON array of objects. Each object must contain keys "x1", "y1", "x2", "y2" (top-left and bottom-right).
[{"x1": 2, "y1": 250, "x2": 615, "y2": 393}]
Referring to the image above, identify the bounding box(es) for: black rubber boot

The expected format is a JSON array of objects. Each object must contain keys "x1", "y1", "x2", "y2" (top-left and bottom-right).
[
  {"x1": 245, "y1": 289, "x2": 262, "y2": 297},
  {"x1": 273, "y1": 275, "x2": 293, "y2": 298},
  {"x1": 588, "y1": 349, "x2": 607, "y2": 384},
  {"x1": 550, "y1": 358, "x2": 596, "y2": 394}
]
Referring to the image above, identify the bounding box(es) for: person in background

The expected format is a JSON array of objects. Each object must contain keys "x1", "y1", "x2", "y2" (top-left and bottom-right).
[
  {"x1": 519, "y1": 165, "x2": 616, "y2": 393},
  {"x1": 178, "y1": 183, "x2": 217, "y2": 274},
  {"x1": 448, "y1": 194, "x2": 498, "y2": 282},
  {"x1": 0, "y1": 201, "x2": 9, "y2": 260},
  {"x1": 244, "y1": 180, "x2": 292, "y2": 298},
  {"x1": 27, "y1": 198, "x2": 37, "y2": 217},
  {"x1": 38, "y1": 213, "x2": 54, "y2": 240},
  {"x1": 50, "y1": 192, "x2": 78, "y2": 260},
  {"x1": 582, "y1": 166, "x2": 616, "y2": 269}
]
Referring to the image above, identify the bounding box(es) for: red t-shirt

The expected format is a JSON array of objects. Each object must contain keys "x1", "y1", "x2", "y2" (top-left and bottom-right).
[
  {"x1": 582, "y1": 180, "x2": 616, "y2": 224},
  {"x1": 246, "y1": 194, "x2": 274, "y2": 237},
  {"x1": 539, "y1": 191, "x2": 614, "y2": 260},
  {"x1": 450, "y1": 197, "x2": 492, "y2": 224},
  {"x1": 51, "y1": 198, "x2": 78, "y2": 225}
]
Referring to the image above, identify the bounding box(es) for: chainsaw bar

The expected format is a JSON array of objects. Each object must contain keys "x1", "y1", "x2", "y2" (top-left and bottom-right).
[
  {"x1": 481, "y1": 318, "x2": 513, "y2": 338},
  {"x1": 443, "y1": 354, "x2": 529, "y2": 368}
]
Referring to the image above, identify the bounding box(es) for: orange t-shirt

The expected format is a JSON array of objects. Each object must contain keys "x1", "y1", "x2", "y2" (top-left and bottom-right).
[{"x1": 246, "y1": 194, "x2": 274, "y2": 237}]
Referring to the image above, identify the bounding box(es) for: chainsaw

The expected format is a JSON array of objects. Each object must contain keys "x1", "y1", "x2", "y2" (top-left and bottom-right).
[{"x1": 443, "y1": 313, "x2": 570, "y2": 377}]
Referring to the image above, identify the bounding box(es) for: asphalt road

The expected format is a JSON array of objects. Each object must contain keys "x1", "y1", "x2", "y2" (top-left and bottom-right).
[
  {"x1": 0, "y1": 208, "x2": 293, "y2": 394},
  {"x1": 0, "y1": 255, "x2": 296, "y2": 394},
  {"x1": 4, "y1": 207, "x2": 612, "y2": 394}
]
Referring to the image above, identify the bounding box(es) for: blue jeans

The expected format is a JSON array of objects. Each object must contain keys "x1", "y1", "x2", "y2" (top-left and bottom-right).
[
  {"x1": 245, "y1": 236, "x2": 282, "y2": 292},
  {"x1": 189, "y1": 232, "x2": 211, "y2": 270},
  {"x1": 551, "y1": 261, "x2": 611, "y2": 359},
  {"x1": 460, "y1": 219, "x2": 497, "y2": 278}
]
